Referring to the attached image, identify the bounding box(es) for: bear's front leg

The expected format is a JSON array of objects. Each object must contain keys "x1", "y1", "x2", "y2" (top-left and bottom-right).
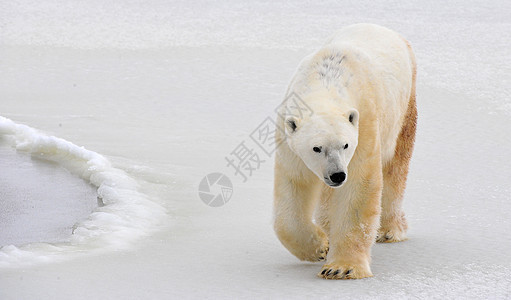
[
  {"x1": 318, "y1": 160, "x2": 382, "y2": 279},
  {"x1": 273, "y1": 171, "x2": 329, "y2": 262}
]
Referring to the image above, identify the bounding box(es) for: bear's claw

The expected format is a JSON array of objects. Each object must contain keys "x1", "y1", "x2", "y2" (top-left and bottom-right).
[
  {"x1": 376, "y1": 229, "x2": 407, "y2": 243},
  {"x1": 318, "y1": 267, "x2": 353, "y2": 279},
  {"x1": 317, "y1": 246, "x2": 329, "y2": 261},
  {"x1": 318, "y1": 262, "x2": 371, "y2": 280}
]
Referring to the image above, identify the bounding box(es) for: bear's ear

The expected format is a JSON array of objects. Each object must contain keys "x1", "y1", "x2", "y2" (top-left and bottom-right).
[
  {"x1": 347, "y1": 109, "x2": 359, "y2": 127},
  {"x1": 284, "y1": 116, "x2": 300, "y2": 134}
]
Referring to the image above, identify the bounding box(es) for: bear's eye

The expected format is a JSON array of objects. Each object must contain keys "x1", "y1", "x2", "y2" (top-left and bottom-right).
[
  {"x1": 313, "y1": 146, "x2": 322, "y2": 153},
  {"x1": 344, "y1": 144, "x2": 348, "y2": 149}
]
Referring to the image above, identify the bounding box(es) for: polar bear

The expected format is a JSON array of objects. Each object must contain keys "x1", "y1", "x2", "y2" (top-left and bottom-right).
[{"x1": 273, "y1": 24, "x2": 417, "y2": 279}]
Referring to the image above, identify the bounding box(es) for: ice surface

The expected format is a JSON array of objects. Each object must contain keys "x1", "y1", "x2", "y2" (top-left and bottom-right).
[
  {"x1": 0, "y1": 146, "x2": 97, "y2": 246},
  {"x1": 0, "y1": 0, "x2": 510, "y2": 299}
]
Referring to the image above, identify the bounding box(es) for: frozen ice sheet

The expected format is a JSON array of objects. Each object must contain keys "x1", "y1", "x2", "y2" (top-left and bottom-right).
[{"x1": 0, "y1": 146, "x2": 97, "y2": 246}]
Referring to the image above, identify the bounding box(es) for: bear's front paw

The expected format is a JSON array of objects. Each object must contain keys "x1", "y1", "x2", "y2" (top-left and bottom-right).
[
  {"x1": 275, "y1": 223, "x2": 329, "y2": 262},
  {"x1": 299, "y1": 228, "x2": 329, "y2": 262},
  {"x1": 317, "y1": 262, "x2": 373, "y2": 280}
]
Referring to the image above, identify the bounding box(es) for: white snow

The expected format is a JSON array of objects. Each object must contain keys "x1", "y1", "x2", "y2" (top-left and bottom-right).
[{"x1": 0, "y1": 0, "x2": 510, "y2": 298}]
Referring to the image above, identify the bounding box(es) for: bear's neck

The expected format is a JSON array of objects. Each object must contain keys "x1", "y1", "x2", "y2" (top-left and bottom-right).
[{"x1": 289, "y1": 46, "x2": 358, "y2": 103}]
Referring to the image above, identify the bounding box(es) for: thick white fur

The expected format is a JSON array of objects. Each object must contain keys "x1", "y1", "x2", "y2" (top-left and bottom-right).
[{"x1": 273, "y1": 24, "x2": 415, "y2": 279}]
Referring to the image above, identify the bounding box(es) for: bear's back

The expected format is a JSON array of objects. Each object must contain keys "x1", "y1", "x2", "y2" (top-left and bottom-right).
[{"x1": 325, "y1": 24, "x2": 415, "y2": 164}]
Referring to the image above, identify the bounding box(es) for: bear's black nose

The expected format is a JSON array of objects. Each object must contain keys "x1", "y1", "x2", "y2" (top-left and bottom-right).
[{"x1": 329, "y1": 172, "x2": 346, "y2": 184}]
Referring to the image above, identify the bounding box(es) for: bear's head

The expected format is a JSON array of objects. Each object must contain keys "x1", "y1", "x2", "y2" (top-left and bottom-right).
[{"x1": 284, "y1": 109, "x2": 359, "y2": 188}]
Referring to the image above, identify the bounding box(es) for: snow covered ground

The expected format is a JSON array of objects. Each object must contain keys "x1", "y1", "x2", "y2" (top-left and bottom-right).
[{"x1": 1, "y1": 0, "x2": 510, "y2": 298}]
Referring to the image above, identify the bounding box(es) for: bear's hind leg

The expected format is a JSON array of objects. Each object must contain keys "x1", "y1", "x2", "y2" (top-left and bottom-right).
[{"x1": 378, "y1": 89, "x2": 417, "y2": 243}]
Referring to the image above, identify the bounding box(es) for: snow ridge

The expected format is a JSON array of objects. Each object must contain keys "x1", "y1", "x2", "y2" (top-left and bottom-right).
[{"x1": 0, "y1": 116, "x2": 167, "y2": 267}]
